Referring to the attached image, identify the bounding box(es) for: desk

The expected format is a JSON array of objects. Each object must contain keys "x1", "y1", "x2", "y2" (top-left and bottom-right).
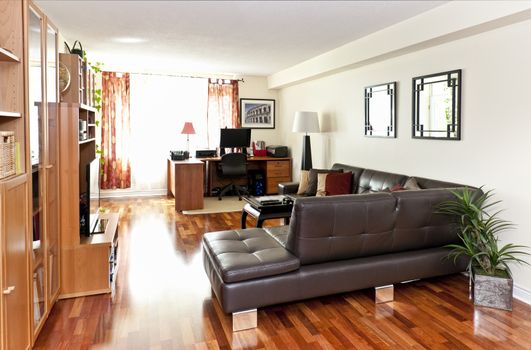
[
  {"x1": 202, "y1": 156, "x2": 292, "y2": 196},
  {"x1": 167, "y1": 158, "x2": 204, "y2": 211}
]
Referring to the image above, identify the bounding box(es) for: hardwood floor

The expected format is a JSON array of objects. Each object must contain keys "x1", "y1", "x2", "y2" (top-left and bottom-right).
[{"x1": 35, "y1": 196, "x2": 531, "y2": 349}]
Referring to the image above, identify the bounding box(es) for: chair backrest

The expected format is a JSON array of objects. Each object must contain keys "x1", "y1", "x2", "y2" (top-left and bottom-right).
[{"x1": 219, "y1": 153, "x2": 247, "y2": 177}]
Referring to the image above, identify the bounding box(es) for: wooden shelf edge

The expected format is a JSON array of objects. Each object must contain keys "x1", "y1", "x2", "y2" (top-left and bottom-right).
[
  {"x1": 79, "y1": 138, "x2": 95, "y2": 145},
  {"x1": 58, "y1": 288, "x2": 111, "y2": 300},
  {"x1": 0, "y1": 172, "x2": 25, "y2": 183},
  {"x1": 0, "y1": 47, "x2": 21, "y2": 62},
  {"x1": 79, "y1": 103, "x2": 97, "y2": 113},
  {"x1": 0, "y1": 110, "x2": 22, "y2": 118}
]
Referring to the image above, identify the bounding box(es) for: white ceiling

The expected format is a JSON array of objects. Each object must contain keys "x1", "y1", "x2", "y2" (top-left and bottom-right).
[{"x1": 37, "y1": 1, "x2": 445, "y2": 76}]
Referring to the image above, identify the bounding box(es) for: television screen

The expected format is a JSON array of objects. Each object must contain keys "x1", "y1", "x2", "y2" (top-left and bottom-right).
[
  {"x1": 89, "y1": 157, "x2": 100, "y2": 217},
  {"x1": 219, "y1": 128, "x2": 251, "y2": 148}
]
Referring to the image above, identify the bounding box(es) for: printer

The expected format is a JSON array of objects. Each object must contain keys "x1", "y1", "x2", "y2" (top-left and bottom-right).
[{"x1": 266, "y1": 145, "x2": 288, "y2": 158}]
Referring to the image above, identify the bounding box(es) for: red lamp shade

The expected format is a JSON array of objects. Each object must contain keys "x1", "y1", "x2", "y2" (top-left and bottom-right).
[{"x1": 181, "y1": 122, "x2": 196, "y2": 135}]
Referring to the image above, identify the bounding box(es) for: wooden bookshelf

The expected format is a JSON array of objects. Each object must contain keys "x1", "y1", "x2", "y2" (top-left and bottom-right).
[{"x1": 57, "y1": 102, "x2": 119, "y2": 299}]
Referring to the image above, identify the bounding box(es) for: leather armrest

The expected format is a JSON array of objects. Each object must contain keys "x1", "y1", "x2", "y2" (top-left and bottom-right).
[{"x1": 278, "y1": 182, "x2": 299, "y2": 195}]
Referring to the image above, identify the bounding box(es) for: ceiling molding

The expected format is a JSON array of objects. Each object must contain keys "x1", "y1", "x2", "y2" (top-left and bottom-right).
[{"x1": 267, "y1": 1, "x2": 531, "y2": 89}]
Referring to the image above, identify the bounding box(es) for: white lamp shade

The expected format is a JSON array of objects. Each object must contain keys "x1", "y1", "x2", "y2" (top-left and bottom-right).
[{"x1": 292, "y1": 111, "x2": 320, "y2": 133}]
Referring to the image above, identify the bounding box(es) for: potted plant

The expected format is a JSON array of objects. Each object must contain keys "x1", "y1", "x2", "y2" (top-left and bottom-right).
[{"x1": 438, "y1": 187, "x2": 529, "y2": 310}]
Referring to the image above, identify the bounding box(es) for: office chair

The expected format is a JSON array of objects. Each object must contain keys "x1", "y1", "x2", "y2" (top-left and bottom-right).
[{"x1": 217, "y1": 153, "x2": 248, "y2": 200}]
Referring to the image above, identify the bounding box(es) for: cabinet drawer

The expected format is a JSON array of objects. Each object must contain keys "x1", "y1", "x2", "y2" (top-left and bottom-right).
[
  {"x1": 266, "y1": 161, "x2": 290, "y2": 177},
  {"x1": 266, "y1": 176, "x2": 291, "y2": 194}
]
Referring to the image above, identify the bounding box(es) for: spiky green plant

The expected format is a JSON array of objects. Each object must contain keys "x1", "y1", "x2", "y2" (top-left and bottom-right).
[{"x1": 437, "y1": 187, "x2": 529, "y2": 278}]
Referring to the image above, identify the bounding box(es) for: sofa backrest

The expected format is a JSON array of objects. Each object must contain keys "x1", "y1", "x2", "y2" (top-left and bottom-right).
[
  {"x1": 414, "y1": 176, "x2": 467, "y2": 189},
  {"x1": 356, "y1": 168, "x2": 408, "y2": 194},
  {"x1": 285, "y1": 189, "x2": 461, "y2": 265}
]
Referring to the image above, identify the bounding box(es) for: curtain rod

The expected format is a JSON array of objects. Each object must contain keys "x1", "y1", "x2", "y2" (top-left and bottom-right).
[{"x1": 107, "y1": 70, "x2": 245, "y2": 82}]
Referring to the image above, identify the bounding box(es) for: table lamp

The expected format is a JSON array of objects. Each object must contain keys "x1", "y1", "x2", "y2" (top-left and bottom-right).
[
  {"x1": 181, "y1": 122, "x2": 196, "y2": 153},
  {"x1": 292, "y1": 111, "x2": 320, "y2": 170}
]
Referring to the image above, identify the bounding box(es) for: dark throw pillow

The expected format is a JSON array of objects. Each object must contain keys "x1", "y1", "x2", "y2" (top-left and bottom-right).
[
  {"x1": 325, "y1": 172, "x2": 353, "y2": 196},
  {"x1": 390, "y1": 184, "x2": 406, "y2": 192},
  {"x1": 306, "y1": 168, "x2": 343, "y2": 196}
]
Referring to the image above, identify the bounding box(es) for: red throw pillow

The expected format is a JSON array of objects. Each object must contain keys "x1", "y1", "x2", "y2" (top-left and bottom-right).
[
  {"x1": 390, "y1": 183, "x2": 406, "y2": 192},
  {"x1": 325, "y1": 172, "x2": 352, "y2": 196}
]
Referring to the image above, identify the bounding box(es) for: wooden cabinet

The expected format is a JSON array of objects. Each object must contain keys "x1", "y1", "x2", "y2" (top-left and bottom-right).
[
  {"x1": 167, "y1": 159, "x2": 204, "y2": 211},
  {"x1": 61, "y1": 213, "x2": 119, "y2": 297},
  {"x1": 27, "y1": 2, "x2": 61, "y2": 340},
  {"x1": 0, "y1": 1, "x2": 31, "y2": 349},
  {"x1": 265, "y1": 159, "x2": 291, "y2": 194},
  {"x1": 1, "y1": 175, "x2": 30, "y2": 350},
  {"x1": 57, "y1": 103, "x2": 120, "y2": 298}
]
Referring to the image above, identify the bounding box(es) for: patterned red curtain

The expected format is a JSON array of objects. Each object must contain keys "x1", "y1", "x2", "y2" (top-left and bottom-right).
[
  {"x1": 206, "y1": 79, "x2": 239, "y2": 148},
  {"x1": 100, "y1": 72, "x2": 131, "y2": 189}
]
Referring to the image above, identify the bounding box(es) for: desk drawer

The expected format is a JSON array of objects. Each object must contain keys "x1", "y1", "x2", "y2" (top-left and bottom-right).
[
  {"x1": 266, "y1": 176, "x2": 291, "y2": 194},
  {"x1": 266, "y1": 161, "x2": 290, "y2": 177}
]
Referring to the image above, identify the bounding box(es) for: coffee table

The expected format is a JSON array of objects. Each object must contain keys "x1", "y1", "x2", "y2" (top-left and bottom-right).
[{"x1": 241, "y1": 195, "x2": 293, "y2": 229}]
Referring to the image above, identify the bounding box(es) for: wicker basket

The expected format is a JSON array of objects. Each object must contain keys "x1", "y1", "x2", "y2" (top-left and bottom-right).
[{"x1": 0, "y1": 131, "x2": 16, "y2": 179}]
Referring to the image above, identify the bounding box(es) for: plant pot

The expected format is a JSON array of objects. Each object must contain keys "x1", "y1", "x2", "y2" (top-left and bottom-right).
[{"x1": 472, "y1": 271, "x2": 513, "y2": 310}]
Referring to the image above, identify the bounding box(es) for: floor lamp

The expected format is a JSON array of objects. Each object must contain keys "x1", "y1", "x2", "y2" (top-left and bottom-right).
[{"x1": 292, "y1": 111, "x2": 320, "y2": 170}]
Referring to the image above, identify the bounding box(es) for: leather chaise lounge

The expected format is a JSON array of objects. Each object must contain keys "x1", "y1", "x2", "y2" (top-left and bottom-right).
[{"x1": 202, "y1": 164, "x2": 471, "y2": 331}]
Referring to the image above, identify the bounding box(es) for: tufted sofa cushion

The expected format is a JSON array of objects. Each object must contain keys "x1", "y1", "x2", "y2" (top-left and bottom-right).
[
  {"x1": 286, "y1": 191, "x2": 460, "y2": 265},
  {"x1": 202, "y1": 228, "x2": 299, "y2": 283},
  {"x1": 357, "y1": 168, "x2": 408, "y2": 194}
]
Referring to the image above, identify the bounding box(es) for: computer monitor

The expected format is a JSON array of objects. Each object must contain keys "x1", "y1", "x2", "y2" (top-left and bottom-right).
[{"x1": 219, "y1": 128, "x2": 251, "y2": 148}]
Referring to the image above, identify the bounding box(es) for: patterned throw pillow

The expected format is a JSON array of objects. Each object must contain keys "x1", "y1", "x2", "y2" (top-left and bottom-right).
[{"x1": 297, "y1": 170, "x2": 310, "y2": 195}]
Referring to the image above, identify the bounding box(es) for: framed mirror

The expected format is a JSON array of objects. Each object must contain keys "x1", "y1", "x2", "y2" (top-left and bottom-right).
[
  {"x1": 364, "y1": 82, "x2": 396, "y2": 138},
  {"x1": 412, "y1": 69, "x2": 461, "y2": 140}
]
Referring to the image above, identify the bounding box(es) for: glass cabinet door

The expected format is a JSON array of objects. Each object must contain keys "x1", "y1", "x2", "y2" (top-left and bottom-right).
[
  {"x1": 45, "y1": 22, "x2": 60, "y2": 303},
  {"x1": 28, "y1": 5, "x2": 46, "y2": 330}
]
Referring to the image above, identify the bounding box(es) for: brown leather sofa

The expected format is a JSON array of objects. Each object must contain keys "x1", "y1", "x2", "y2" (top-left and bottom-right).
[{"x1": 202, "y1": 164, "x2": 471, "y2": 331}]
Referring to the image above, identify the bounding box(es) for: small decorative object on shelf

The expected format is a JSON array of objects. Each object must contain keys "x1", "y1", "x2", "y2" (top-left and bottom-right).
[
  {"x1": 0, "y1": 131, "x2": 16, "y2": 179},
  {"x1": 59, "y1": 62, "x2": 71, "y2": 93},
  {"x1": 64, "y1": 40, "x2": 84, "y2": 59}
]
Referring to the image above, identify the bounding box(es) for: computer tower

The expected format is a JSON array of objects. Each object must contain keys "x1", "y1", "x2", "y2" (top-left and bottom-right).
[{"x1": 248, "y1": 170, "x2": 265, "y2": 196}]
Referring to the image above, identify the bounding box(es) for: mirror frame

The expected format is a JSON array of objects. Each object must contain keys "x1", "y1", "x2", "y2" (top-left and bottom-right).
[
  {"x1": 364, "y1": 82, "x2": 396, "y2": 138},
  {"x1": 412, "y1": 69, "x2": 462, "y2": 140}
]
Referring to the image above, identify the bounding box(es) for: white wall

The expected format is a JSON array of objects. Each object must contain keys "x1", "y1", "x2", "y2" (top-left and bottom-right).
[
  {"x1": 276, "y1": 19, "x2": 531, "y2": 296},
  {"x1": 239, "y1": 76, "x2": 281, "y2": 145}
]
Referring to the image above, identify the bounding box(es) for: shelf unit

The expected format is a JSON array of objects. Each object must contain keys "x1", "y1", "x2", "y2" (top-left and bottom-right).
[
  {"x1": 57, "y1": 102, "x2": 119, "y2": 298},
  {"x1": 59, "y1": 54, "x2": 95, "y2": 107},
  {"x1": 0, "y1": 0, "x2": 26, "y2": 177},
  {"x1": 0, "y1": 0, "x2": 30, "y2": 349}
]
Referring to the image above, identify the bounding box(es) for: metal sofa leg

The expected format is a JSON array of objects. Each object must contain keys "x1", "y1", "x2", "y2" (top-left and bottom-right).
[
  {"x1": 375, "y1": 284, "x2": 394, "y2": 303},
  {"x1": 232, "y1": 309, "x2": 257, "y2": 332}
]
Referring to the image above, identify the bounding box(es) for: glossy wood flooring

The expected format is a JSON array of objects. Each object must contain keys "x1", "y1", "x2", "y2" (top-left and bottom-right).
[{"x1": 35, "y1": 197, "x2": 531, "y2": 349}]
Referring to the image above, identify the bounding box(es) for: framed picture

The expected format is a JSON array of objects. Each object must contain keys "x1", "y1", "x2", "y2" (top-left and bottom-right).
[{"x1": 240, "y1": 98, "x2": 275, "y2": 129}]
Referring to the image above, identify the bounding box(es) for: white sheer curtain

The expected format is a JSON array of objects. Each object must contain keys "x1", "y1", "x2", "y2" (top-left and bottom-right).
[{"x1": 128, "y1": 74, "x2": 208, "y2": 192}]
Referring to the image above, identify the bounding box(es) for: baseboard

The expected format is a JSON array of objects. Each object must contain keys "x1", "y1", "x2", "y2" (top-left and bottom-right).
[
  {"x1": 514, "y1": 283, "x2": 531, "y2": 305},
  {"x1": 99, "y1": 189, "x2": 167, "y2": 199}
]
